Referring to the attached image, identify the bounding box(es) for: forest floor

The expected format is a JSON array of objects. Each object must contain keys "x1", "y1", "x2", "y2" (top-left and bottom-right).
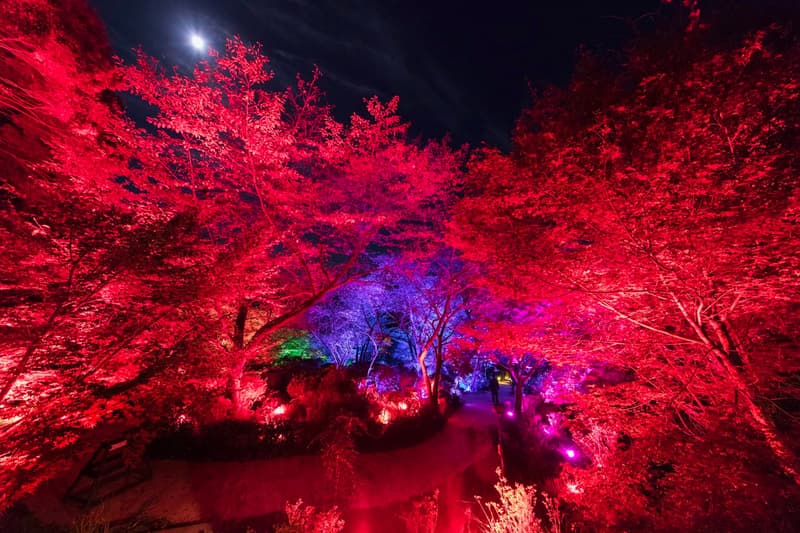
[{"x1": 26, "y1": 390, "x2": 506, "y2": 532}]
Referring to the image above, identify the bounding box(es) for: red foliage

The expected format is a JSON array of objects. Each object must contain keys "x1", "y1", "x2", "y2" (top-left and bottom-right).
[
  {"x1": 0, "y1": 0, "x2": 463, "y2": 507},
  {"x1": 1, "y1": 1, "x2": 799, "y2": 528},
  {"x1": 451, "y1": 22, "x2": 800, "y2": 529}
]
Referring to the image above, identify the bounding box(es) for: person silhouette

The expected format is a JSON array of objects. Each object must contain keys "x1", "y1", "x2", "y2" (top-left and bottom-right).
[{"x1": 488, "y1": 368, "x2": 500, "y2": 405}]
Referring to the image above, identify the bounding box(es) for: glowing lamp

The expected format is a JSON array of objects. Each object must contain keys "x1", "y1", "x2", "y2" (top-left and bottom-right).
[
  {"x1": 565, "y1": 448, "x2": 576, "y2": 459},
  {"x1": 378, "y1": 408, "x2": 391, "y2": 425},
  {"x1": 398, "y1": 401, "x2": 408, "y2": 411},
  {"x1": 506, "y1": 410, "x2": 515, "y2": 418},
  {"x1": 272, "y1": 405, "x2": 286, "y2": 416}
]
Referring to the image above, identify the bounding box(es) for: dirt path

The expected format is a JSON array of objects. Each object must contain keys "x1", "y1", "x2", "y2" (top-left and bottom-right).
[{"x1": 27, "y1": 391, "x2": 502, "y2": 530}]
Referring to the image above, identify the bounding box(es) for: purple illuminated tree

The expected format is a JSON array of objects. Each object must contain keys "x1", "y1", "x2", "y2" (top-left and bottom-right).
[
  {"x1": 307, "y1": 279, "x2": 394, "y2": 373},
  {"x1": 388, "y1": 254, "x2": 473, "y2": 410}
]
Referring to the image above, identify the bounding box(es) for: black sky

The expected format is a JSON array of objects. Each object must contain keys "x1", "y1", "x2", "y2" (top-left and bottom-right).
[{"x1": 88, "y1": 0, "x2": 670, "y2": 147}]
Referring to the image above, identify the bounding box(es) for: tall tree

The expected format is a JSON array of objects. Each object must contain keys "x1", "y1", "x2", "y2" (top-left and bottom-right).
[
  {"x1": 451, "y1": 24, "x2": 800, "y2": 486},
  {"x1": 0, "y1": 1, "x2": 464, "y2": 506},
  {"x1": 0, "y1": 0, "x2": 206, "y2": 507},
  {"x1": 121, "y1": 40, "x2": 463, "y2": 414},
  {"x1": 389, "y1": 254, "x2": 472, "y2": 410}
]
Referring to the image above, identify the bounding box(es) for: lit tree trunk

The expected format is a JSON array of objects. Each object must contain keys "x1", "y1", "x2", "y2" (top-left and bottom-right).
[
  {"x1": 514, "y1": 380, "x2": 523, "y2": 416},
  {"x1": 227, "y1": 304, "x2": 248, "y2": 417},
  {"x1": 416, "y1": 297, "x2": 452, "y2": 411},
  {"x1": 0, "y1": 263, "x2": 79, "y2": 403},
  {"x1": 711, "y1": 337, "x2": 800, "y2": 486},
  {"x1": 418, "y1": 346, "x2": 433, "y2": 404},
  {"x1": 510, "y1": 367, "x2": 524, "y2": 416},
  {"x1": 502, "y1": 362, "x2": 530, "y2": 417},
  {"x1": 430, "y1": 343, "x2": 444, "y2": 412},
  {"x1": 430, "y1": 295, "x2": 454, "y2": 412},
  {"x1": 227, "y1": 357, "x2": 247, "y2": 417},
  {"x1": 732, "y1": 369, "x2": 800, "y2": 486},
  {"x1": 365, "y1": 335, "x2": 381, "y2": 379},
  {"x1": 670, "y1": 294, "x2": 800, "y2": 485},
  {"x1": 221, "y1": 245, "x2": 366, "y2": 417}
]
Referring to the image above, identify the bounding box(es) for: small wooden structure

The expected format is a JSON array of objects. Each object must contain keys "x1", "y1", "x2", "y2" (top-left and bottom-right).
[{"x1": 64, "y1": 438, "x2": 150, "y2": 506}]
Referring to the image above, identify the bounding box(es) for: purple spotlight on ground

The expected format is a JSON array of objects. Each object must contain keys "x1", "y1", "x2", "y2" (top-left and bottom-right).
[{"x1": 565, "y1": 448, "x2": 576, "y2": 459}]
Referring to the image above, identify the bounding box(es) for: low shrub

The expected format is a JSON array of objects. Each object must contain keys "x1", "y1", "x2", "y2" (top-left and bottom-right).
[
  {"x1": 148, "y1": 367, "x2": 459, "y2": 461},
  {"x1": 274, "y1": 499, "x2": 344, "y2": 533}
]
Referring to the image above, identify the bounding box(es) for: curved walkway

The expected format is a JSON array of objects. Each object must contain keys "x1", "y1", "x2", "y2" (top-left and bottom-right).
[{"x1": 28, "y1": 392, "x2": 502, "y2": 528}]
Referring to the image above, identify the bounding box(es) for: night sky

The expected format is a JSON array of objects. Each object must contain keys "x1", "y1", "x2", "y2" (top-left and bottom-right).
[{"x1": 89, "y1": 0, "x2": 669, "y2": 147}]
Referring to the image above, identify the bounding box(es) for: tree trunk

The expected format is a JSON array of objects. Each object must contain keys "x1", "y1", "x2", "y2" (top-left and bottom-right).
[
  {"x1": 741, "y1": 386, "x2": 800, "y2": 485},
  {"x1": 227, "y1": 356, "x2": 247, "y2": 418},
  {"x1": 418, "y1": 347, "x2": 432, "y2": 402},
  {"x1": 708, "y1": 317, "x2": 744, "y2": 367},
  {"x1": 430, "y1": 348, "x2": 444, "y2": 412},
  {"x1": 705, "y1": 325, "x2": 799, "y2": 485},
  {"x1": 416, "y1": 322, "x2": 444, "y2": 405},
  {"x1": 669, "y1": 291, "x2": 800, "y2": 485},
  {"x1": 233, "y1": 304, "x2": 247, "y2": 349},
  {"x1": 0, "y1": 306, "x2": 61, "y2": 403},
  {"x1": 227, "y1": 304, "x2": 248, "y2": 418},
  {"x1": 365, "y1": 336, "x2": 380, "y2": 379},
  {"x1": 713, "y1": 346, "x2": 800, "y2": 485}
]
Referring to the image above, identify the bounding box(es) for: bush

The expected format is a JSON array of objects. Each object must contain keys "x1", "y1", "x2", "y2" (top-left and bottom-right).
[
  {"x1": 287, "y1": 366, "x2": 370, "y2": 423},
  {"x1": 475, "y1": 469, "x2": 565, "y2": 533},
  {"x1": 148, "y1": 367, "x2": 455, "y2": 461},
  {"x1": 399, "y1": 490, "x2": 439, "y2": 533},
  {"x1": 317, "y1": 414, "x2": 366, "y2": 502},
  {"x1": 274, "y1": 499, "x2": 344, "y2": 533}
]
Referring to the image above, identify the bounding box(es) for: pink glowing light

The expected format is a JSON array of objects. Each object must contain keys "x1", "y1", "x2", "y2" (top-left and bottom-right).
[
  {"x1": 506, "y1": 410, "x2": 515, "y2": 418},
  {"x1": 272, "y1": 405, "x2": 286, "y2": 416},
  {"x1": 398, "y1": 401, "x2": 408, "y2": 411},
  {"x1": 565, "y1": 448, "x2": 576, "y2": 459}
]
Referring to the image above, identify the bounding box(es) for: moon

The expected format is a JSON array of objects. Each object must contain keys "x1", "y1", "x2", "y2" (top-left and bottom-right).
[{"x1": 189, "y1": 33, "x2": 206, "y2": 52}]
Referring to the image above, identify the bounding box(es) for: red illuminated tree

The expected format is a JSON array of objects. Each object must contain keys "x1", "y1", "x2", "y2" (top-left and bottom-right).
[
  {"x1": 461, "y1": 297, "x2": 585, "y2": 416},
  {"x1": 0, "y1": 0, "x2": 209, "y2": 507},
  {"x1": 120, "y1": 41, "x2": 463, "y2": 414},
  {"x1": 451, "y1": 22, "x2": 800, "y2": 501},
  {"x1": 0, "y1": 0, "x2": 465, "y2": 508}
]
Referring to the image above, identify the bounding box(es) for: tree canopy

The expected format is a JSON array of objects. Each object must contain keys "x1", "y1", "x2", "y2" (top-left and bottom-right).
[{"x1": 0, "y1": 0, "x2": 798, "y2": 527}]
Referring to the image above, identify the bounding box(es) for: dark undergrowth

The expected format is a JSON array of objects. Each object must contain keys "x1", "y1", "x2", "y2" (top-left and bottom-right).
[{"x1": 147, "y1": 402, "x2": 457, "y2": 461}]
